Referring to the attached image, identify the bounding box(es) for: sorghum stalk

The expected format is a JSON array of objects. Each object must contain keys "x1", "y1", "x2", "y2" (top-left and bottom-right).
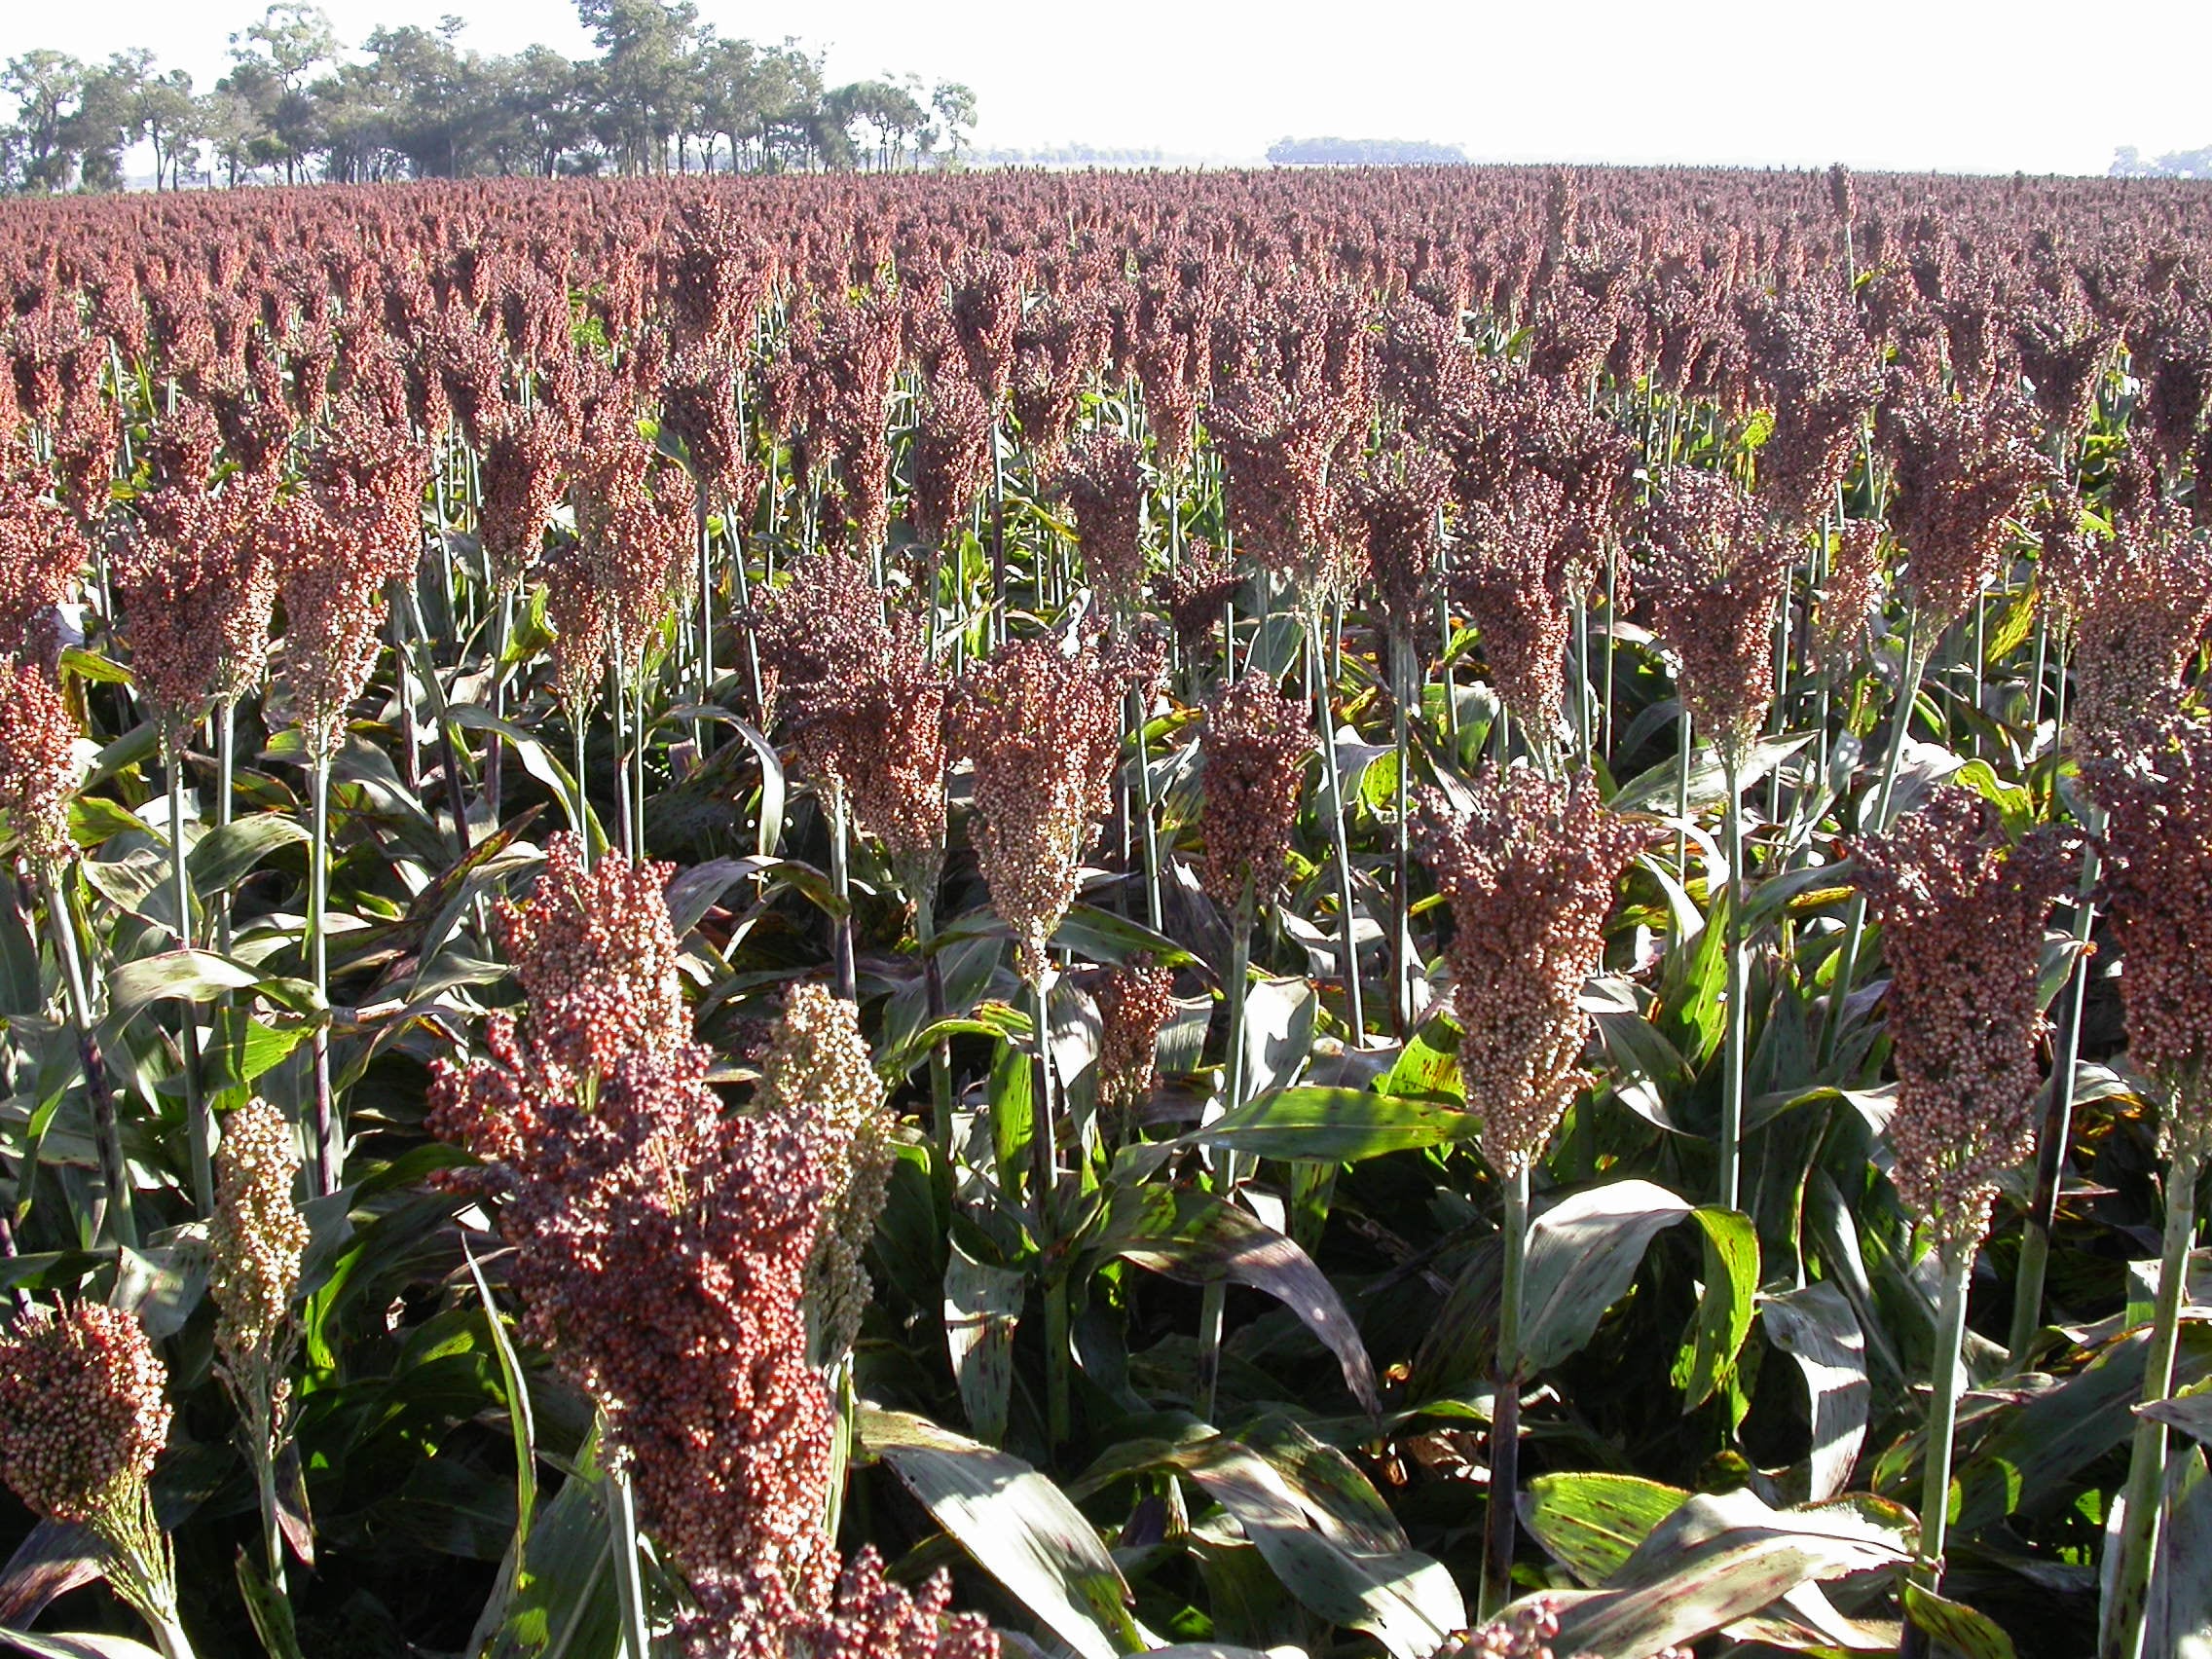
[
  {"x1": 307, "y1": 754, "x2": 337, "y2": 1197},
  {"x1": 398, "y1": 585, "x2": 472, "y2": 856},
  {"x1": 1198, "y1": 878, "x2": 1255, "y2": 1425},
  {"x1": 1130, "y1": 685, "x2": 1164, "y2": 934},
  {"x1": 1718, "y1": 753, "x2": 1748, "y2": 1211},
  {"x1": 2009, "y1": 805, "x2": 2101, "y2": 1365},
  {"x1": 1818, "y1": 610, "x2": 1926, "y2": 1068},
  {"x1": 40, "y1": 866, "x2": 136, "y2": 1249},
  {"x1": 166, "y1": 743, "x2": 211, "y2": 1211},
  {"x1": 1482, "y1": 1165, "x2": 1530, "y2": 1619},
  {"x1": 1309, "y1": 612, "x2": 1365, "y2": 1043},
  {"x1": 914, "y1": 890, "x2": 955, "y2": 1159},
  {"x1": 1909, "y1": 1239, "x2": 1973, "y2": 1629},
  {"x1": 215, "y1": 702, "x2": 237, "y2": 954},
  {"x1": 2009, "y1": 646, "x2": 2094, "y2": 1364},
  {"x1": 1390, "y1": 637, "x2": 1416, "y2": 1037},
  {"x1": 828, "y1": 782, "x2": 856, "y2": 1002},
  {"x1": 2101, "y1": 1116, "x2": 2207, "y2": 1659},
  {"x1": 608, "y1": 1454, "x2": 652, "y2": 1659}
]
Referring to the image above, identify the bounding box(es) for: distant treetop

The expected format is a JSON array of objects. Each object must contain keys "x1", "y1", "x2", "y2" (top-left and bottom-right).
[
  {"x1": 1268, "y1": 135, "x2": 1469, "y2": 166},
  {"x1": 2111, "y1": 144, "x2": 2212, "y2": 180}
]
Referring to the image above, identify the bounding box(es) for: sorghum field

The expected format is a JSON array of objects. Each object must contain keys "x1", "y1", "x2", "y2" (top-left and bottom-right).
[{"x1": 0, "y1": 164, "x2": 2209, "y2": 1659}]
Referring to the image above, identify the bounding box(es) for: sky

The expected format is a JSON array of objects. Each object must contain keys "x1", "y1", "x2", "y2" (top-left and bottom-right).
[{"x1": 5, "y1": 0, "x2": 2210, "y2": 174}]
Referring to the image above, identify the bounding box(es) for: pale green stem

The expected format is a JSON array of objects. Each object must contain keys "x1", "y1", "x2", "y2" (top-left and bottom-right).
[
  {"x1": 41, "y1": 863, "x2": 136, "y2": 1250},
  {"x1": 1819, "y1": 614, "x2": 1926, "y2": 1070},
  {"x1": 1718, "y1": 751, "x2": 1747, "y2": 1212},
  {"x1": 1910, "y1": 1238, "x2": 1973, "y2": 1624},
  {"x1": 1309, "y1": 612, "x2": 1365, "y2": 1043},
  {"x1": 308, "y1": 753, "x2": 337, "y2": 1197},
  {"x1": 608, "y1": 1461, "x2": 651, "y2": 1659},
  {"x1": 168, "y1": 737, "x2": 211, "y2": 1212},
  {"x1": 2101, "y1": 1127, "x2": 2205, "y2": 1659},
  {"x1": 1482, "y1": 1164, "x2": 1531, "y2": 1618},
  {"x1": 1198, "y1": 883, "x2": 1254, "y2": 1424}
]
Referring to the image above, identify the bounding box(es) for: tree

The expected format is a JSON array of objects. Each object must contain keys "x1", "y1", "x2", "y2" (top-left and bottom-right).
[
  {"x1": 133, "y1": 64, "x2": 203, "y2": 190},
  {"x1": 487, "y1": 46, "x2": 589, "y2": 176},
  {"x1": 2, "y1": 51, "x2": 89, "y2": 191},
  {"x1": 575, "y1": 0, "x2": 698, "y2": 172},
  {"x1": 931, "y1": 81, "x2": 976, "y2": 166},
  {"x1": 229, "y1": 3, "x2": 339, "y2": 180},
  {"x1": 199, "y1": 80, "x2": 270, "y2": 187},
  {"x1": 63, "y1": 55, "x2": 144, "y2": 190}
]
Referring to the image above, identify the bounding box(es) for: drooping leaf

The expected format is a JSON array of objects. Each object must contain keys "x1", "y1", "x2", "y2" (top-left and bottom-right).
[
  {"x1": 1085, "y1": 1185, "x2": 1380, "y2": 1414},
  {"x1": 1190, "y1": 1088, "x2": 1478, "y2": 1163},
  {"x1": 188, "y1": 813, "x2": 311, "y2": 896},
  {"x1": 944, "y1": 1241, "x2": 1023, "y2": 1447},
  {"x1": 1761, "y1": 1281, "x2": 1870, "y2": 1502},
  {"x1": 1546, "y1": 1488, "x2": 1912, "y2": 1657},
  {"x1": 1900, "y1": 1583, "x2": 2018, "y2": 1659},
  {"x1": 1071, "y1": 1428, "x2": 1463, "y2": 1658},
  {"x1": 1683, "y1": 1207, "x2": 1759, "y2": 1411},
  {"x1": 1520, "y1": 1473, "x2": 1689, "y2": 1586},
  {"x1": 1518, "y1": 1180, "x2": 1694, "y2": 1375},
  {"x1": 858, "y1": 1406, "x2": 1143, "y2": 1659},
  {"x1": 0, "y1": 1633, "x2": 167, "y2": 1659}
]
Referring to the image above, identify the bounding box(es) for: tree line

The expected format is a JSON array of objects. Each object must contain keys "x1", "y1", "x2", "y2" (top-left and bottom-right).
[
  {"x1": 0, "y1": 0, "x2": 978, "y2": 191},
  {"x1": 1266, "y1": 136, "x2": 1470, "y2": 166}
]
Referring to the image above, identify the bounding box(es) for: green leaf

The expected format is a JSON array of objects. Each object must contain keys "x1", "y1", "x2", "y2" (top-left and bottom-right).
[
  {"x1": 235, "y1": 1547, "x2": 307, "y2": 1659},
  {"x1": 463, "y1": 1243, "x2": 538, "y2": 1562},
  {"x1": 66, "y1": 793, "x2": 148, "y2": 852},
  {"x1": 1373, "y1": 1016, "x2": 1462, "y2": 1103},
  {"x1": 1611, "y1": 731, "x2": 1814, "y2": 815},
  {"x1": 103, "y1": 949, "x2": 322, "y2": 1029},
  {"x1": 722, "y1": 719, "x2": 786, "y2": 858},
  {"x1": 1070, "y1": 1427, "x2": 1463, "y2": 1658},
  {"x1": 57, "y1": 645, "x2": 133, "y2": 686},
  {"x1": 1052, "y1": 903, "x2": 1197, "y2": 969},
  {"x1": 1682, "y1": 1206, "x2": 1759, "y2": 1411},
  {"x1": 1085, "y1": 1185, "x2": 1380, "y2": 1414},
  {"x1": 188, "y1": 813, "x2": 311, "y2": 895},
  {"x1": 1518, "y1": 1180, "x2": 1694, "y2": 1375},
  {"x1": 1760, "y1": 1281, "x2": 1869, "y2": 1502},
  {"x1": 1957, "y1": 1325, "x2": 2212, "y2": 1530},
  {"x1": 858, "y1": 1406, "x2": 1144, "y2": 1659},
  {"x1": 944, "y1": 1241, "x2": 1022, "y2": 1447},
  {"x1": 1546, "y1": 1488, "x2": 1912, "y2": 1657},
  {"x1": 2141, "y1": 1382, "x2": 2212, "y2": 1447},
  {"x1": 1191, "y1": 1088, "x2": 1478, "y2": 1162},
  {"x1": 1520, "y1": 1473, "x2": 1690, "y2": 1586},
  {"x1": 1901, "y1": 1583, "x2": 2018, "y2": 1659},
  {"x1": 476, "y1": 1428, "x2": 620, "y2": 1659}
]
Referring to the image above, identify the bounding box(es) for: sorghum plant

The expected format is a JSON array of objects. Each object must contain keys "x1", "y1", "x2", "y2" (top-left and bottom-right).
[
  {"x1": 1416, "y1": 769, "x2": 1646, "y2": 1614},
  {"x1": 1855, "y1": 786, "x2": 2071, "y2": 1640}
]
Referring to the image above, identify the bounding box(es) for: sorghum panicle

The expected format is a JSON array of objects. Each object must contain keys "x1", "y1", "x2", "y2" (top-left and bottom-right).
[
  {"x1": 1198, "y1": 674, "x2": 1311, "y2": 907},
  {"x1": 0, "y1": 653, "x2": 81, "y2": 869},
  {"x1": 1052, "y1": 428, "x2": 1149, "y2": 608},
  {"x1": 1091, "y1": 955, "x2": 1176, "y2": 1133},
  {"x1": 2087, "y1": 717, "x2": 2212, "y2": 1137},
  {"x1": 949, "y1": 635, "x2": 1124, "y2": 982},
  {"x1": 754, "y1": 983, "x2": 896, "y2": 1370},
  {"x1": 1641, "y1": 468, "x2": 1795, "y2": 766},
  {"x1": 2068, "y1": 496, "x2": 2212, "y2": 748},
  {"x1": 1415, "y1": 770, "x2": 1646, "y2": 1177},
  {"x1": 0, "y1": 1302, "x2": 170, "y2": 1529},
  {"x1": 1855, "y1": 786, "x2": 2073, "y2": 1248},
  {"x1": 1809, "y1": 519, "x2": 1888, "y2": 672},
  {"x1": 1454, "y1": 470, "x2": 1574, "y2": 751}
]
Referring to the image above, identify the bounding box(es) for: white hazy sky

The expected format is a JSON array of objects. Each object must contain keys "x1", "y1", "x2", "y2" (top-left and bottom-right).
[{"x1": 6, "y1": 0, "x2": 2210, "y2": 173}]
